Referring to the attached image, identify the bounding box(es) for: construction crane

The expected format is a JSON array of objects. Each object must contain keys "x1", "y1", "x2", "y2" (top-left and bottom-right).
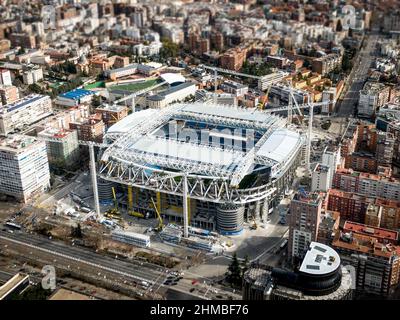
[
  {"x1": 199, "y1": 64, "x2": 288, "y2": 104},
  {"x1": 150, "y1": 197, "x2": 164, "y2": 232},
  {"x1": 113, "y1": 80, "x2": 167, "y2": 113},
  {"x1": 263, "y1": 96, "x2": 335, "y2": 172},
  {"x1": 105, "y1": 186, "x2": 119, "y2": 216}
]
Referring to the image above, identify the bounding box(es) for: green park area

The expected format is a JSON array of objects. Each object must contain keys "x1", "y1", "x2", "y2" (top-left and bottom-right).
[
  {"x1": 84, "y1": 81, "x2": 105, "y2": 89},
  {"x1": 109, "y1": 79, "x2": 159, "y2": 92}
]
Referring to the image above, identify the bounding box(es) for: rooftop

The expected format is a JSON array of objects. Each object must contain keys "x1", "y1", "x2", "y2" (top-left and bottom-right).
[
  {"x1": 343, "y1": 221, "x2": 398, "y2": 242},
  {"x1": 0, "y1": 135, "x2": 41, "y2": 152},
  {"x1": 0, "y1": 94, "x2": 48, "y2": 114},
  {"x1": 103, "y1": 102, "x2": 301, "y2": 182},
  {"x1": 59, "y1": 89, "x2": 94, "y2": 101},
  {"x1": 299, "y1": 242, "x2": 341, "y2": 276}
]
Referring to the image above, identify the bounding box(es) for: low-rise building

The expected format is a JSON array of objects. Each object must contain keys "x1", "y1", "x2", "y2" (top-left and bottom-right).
[
  {"x1": 147, "y1": 82, "x2": 196, "y2": 109},
  {"x1": 55, "y1": 89, "x2": 95, "y2": 107},
  {"x1": 95, "y1": 104, "x2": 128, "y2": 128},
  {"x1": 69, "y1": 115, "x2": 104, "y2": 142}
]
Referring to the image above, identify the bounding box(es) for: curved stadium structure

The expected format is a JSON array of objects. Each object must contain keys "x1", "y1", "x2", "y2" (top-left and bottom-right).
[{"x1": 98, "y1": 102, "x2": 305, "y2": 235}]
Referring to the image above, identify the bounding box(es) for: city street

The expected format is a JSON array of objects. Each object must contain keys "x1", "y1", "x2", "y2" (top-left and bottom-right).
[{"x1": 337, "y1": 33, "x2": 380, "y2": 117}]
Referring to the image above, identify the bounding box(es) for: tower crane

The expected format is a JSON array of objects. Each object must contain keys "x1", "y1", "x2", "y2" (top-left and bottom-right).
[
  {"x1": 263, "y1": 97, "x2": 336, "y2": 172},
  {"x1": 199, "y1": 64, "x2": 288, "y2": 105}
]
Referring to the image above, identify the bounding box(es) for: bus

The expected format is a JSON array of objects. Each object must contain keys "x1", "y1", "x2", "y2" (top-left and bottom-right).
[{"x1": 5, "y1": 222, "x2": 22, "y2": 230}]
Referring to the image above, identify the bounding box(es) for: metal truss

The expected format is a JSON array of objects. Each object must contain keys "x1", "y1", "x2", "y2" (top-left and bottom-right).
[
  {"x1": 174, "y1": 102, "x2": 287, "y2": 132},
  {"x1": 109, "y1": 135, "x2": 246, "y2": 179},
  {"x1": 98, "y1": 159, "x2": 277, "y2": 204}
]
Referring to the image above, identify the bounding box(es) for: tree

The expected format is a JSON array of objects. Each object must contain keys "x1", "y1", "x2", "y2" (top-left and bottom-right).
[
  {"x1": 71, "y1": 223, "x2": 82, "y2": 238},
  {"x1": 159, "y1": 38, "x2": 179, "y2": 60},
  {"x1": 227, "y1": 252, "x2": 242, "y2": 287},
  {"x1": 92, "y1": 95, "x2": 101, "y2": 107},
  {"x1": 241, "y1": 255, "x2": 250, "y2": 278},
  {"x1": 336, "y1": 19, "x2": 343, "y2": 32}
]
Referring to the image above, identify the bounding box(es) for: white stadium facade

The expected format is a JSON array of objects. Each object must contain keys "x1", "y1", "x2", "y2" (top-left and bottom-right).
[{"x1": 98, "y1": 102, "x2": 305, "y2": 235}]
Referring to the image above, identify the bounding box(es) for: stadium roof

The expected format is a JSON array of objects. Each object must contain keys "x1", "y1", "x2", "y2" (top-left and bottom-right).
[
  {"x1": 128, "y1": 136, "x2": 245, "y2": 173},
  {"x1": 256, "y1": 129, "x2": 301, "y2": 163},
  {"x1": 179, "y1": 103, "x2": 276, "y2": 124},
  {"x1": 107, "y1": 109, "x2": 157, "y2": 135},
  {"x1": 59, "y1": 89, "x2": 94, "y2": 101},
  {"x1": 160, "y1": 73, "x2": 186, "y2": 85},
  {"x1": 102, "y1": 103, "x2": 302, "y2": 181}
]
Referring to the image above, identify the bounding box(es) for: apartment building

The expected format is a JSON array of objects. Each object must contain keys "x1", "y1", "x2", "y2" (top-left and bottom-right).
[
  {"x1": 220, "y1": 81, "x2": 248, "y2": 97},
  {"x1": 311, "y1": 163, "x2": 331, "y2": 192},
  {"x1": 69, "y1": 115, "x2": 104, "y2": 142},
  {"x1": 332, "y1": 221, "x2": 400, "y2": 297},
  {"x1": 220, "y1": 47, "x2": 247, "y2": 71},
  {"x1": 388, "y1": 121, "x2": 400, "y2": 166},
  {"x1": 0, "y1": 85, "x2": 19, "y2": 105},
  {"x1": 311, "y1": 54, "x2": 342, "y2": 76},
  {"x1": 0, "y1": 69, "x2": 12, "y2": 86},
  {"x1": 317, "y1": 210, "x2": 340, "y2": 245},
  {"x1": 22, "y1": 67, "x2": 44, "y2": 85},
  {"x1": 0, "y1": 136, "x2": 50, "y2": 202},
  {"x1": 38, "y1": 128, "x2": 80, "y2": 170},
  {"x1": 364, "y1": 204, "x2": 383, "y2": 228},
  {"x1": 288, "y1": 192, "x2": 323, "y2": 261},
  {"x1": 9, "y1": 33, "x2": 36, "y2": 49},
  {"x1": 359, "y1": 82, "x2": 390, "y2": 118},
  {"x1": 95, "y1": 104, "x2": 128, "y2": 128},
  {"x1": 0, "y1": 94, "x2": 53, "y2": 136},
  {"x1": 333, "y1": 168, "x2": 400, "y2": 201},
  {"x1": 321, "y1": 145, "x2": 341, "y2": 187},
  {"x1": 377, "y1": 198, "x2": 400, "y2": 231},
  {"x1": 257, "y1": 71, "x2": 288, "y2": 91},
  {"x1": 327, "y1": 189, "x2": 373, "y2": 223}
]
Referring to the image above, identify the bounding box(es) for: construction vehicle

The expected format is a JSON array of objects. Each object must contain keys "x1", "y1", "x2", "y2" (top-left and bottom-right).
[
  {"x1": 150, "y1": 197, "x2": 164, "y2": 232},
  {"x1": 105, "y1": 187, "x2": 120, "y2": 219},
  {"x1": 250, "y1": 215, "x2": 258, "y2": 230}
]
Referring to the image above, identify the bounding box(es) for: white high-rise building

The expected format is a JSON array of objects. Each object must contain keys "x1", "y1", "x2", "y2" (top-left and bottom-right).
[
  {"x1": 22, "y1": 67, "x2": 44, "y2": 85},
  {"x1": 0, "y1": 136, "x2": 50, "y2": 202},
  {"x1": 322, "y1": 146, "x2": 341, "y2": 189},
  {"x1": 0, "y1": 69, "x2": 12, "y2": 86},
  {"x1": 0, "y1": 94, "x2": 53, "y2": 136},
  {"x1": 311, "y1": 163, "x2": 332, "y2": 192}
]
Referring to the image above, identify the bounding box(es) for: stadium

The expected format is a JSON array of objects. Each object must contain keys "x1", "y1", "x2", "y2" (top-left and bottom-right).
[{"x1": 98, "y1": 102, "x2": 305, "y2": 235}]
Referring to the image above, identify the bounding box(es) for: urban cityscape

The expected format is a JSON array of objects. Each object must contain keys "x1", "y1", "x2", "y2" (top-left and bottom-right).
[{"x1": 0, "y1": 0, "x2": 399, "y2": 305}]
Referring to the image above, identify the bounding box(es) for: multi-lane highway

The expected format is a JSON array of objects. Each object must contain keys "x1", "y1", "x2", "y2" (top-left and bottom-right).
[{"x1": 0, "y1": 230, "x2": 208, "y2": 300}]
